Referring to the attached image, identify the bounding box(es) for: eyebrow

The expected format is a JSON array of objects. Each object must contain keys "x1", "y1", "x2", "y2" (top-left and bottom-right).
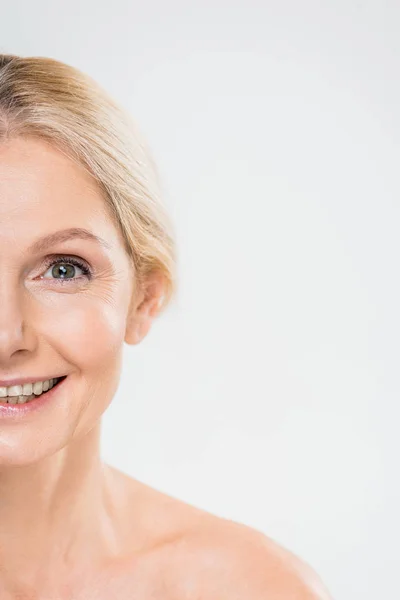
[{"x1": 28, "y1": 227, "x2": 111, "y2": 254}]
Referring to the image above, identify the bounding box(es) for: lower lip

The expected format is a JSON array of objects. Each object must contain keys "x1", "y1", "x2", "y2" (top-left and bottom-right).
[{"x1": 0, "y1": 377, "x2": 67, "y2": 420}]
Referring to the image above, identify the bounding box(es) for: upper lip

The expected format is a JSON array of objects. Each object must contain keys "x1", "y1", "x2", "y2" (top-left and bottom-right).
[{"x1": 0, "y1": 375, "x2": 65, "y2": 387}]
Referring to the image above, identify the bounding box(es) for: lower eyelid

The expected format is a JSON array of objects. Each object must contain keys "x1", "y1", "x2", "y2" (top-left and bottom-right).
[{"x1": 35, "y1": 276, "x2": 91, "y2": 288}]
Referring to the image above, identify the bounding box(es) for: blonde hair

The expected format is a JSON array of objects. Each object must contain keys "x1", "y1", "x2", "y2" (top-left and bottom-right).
[{"x1": 0, "y1": 53, "x2": 177, "y2": 314}]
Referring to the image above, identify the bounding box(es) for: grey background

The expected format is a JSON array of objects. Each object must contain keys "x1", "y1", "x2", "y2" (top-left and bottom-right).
[{"x1": 2, "y1": 2, "x2": 399, "y2": 598}]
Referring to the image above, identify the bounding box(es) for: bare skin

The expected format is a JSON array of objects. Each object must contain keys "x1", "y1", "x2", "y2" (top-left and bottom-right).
[{"x1": 0, "y1": 136, "x2": 331, "y2": 600}]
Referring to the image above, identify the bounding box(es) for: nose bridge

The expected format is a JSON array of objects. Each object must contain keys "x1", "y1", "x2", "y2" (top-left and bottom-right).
[{"x1": 0, "y1": 273, "x2": 33, "y2": 359}]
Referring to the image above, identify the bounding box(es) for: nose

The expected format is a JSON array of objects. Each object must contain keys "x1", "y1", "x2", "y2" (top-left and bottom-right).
[{"x1": 0, "y1": 285, "x2": 37, "y2": 363}]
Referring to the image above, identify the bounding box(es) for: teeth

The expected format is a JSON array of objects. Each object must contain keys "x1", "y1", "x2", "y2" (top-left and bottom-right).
[
  {"x1": 0, "y1": 377, "x2": 61, "y2": 403},
  {"x1": 22, "y1": 383, "x2": 33, "y2": 395},
  {"x1": 33, "y1": 381, "x2": 43, "y2": 395},
  {"x1": 8, "y1": 385, "x2": 22, "y2": 397}
]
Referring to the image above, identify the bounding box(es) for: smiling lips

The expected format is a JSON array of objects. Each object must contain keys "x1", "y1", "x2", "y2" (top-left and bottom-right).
[{"x1": 0, "y1": 377, "x2": 64, "y2": 404}]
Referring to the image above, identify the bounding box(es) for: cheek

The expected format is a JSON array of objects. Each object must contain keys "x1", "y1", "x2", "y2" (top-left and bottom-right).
[
  {"x1": 28, "y1": 293, "x2": 130, "y2": 444},
  {"x1": 35, "y1": 293, "x2": 129, "y2": 372}
]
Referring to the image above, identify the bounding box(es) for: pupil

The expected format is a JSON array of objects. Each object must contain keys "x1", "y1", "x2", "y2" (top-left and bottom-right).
[{"x1": 52, "y1": 264, "x2": 75, "y2": 279}]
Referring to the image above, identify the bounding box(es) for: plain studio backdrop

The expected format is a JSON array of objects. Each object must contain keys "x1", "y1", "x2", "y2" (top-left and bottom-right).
[{"x1": 1, "y1": 1, "x2": 398, "y2": 598}]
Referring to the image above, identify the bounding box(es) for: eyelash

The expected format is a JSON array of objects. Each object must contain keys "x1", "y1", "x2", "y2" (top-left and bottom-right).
[{"x1": 41, "y1": 255, "x2": 93, "y2": 282}]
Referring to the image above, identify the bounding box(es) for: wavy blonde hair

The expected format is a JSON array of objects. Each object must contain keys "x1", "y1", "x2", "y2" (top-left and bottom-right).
[{"x1": 0, "y1": 53, "x2": 177, "y2": 314}]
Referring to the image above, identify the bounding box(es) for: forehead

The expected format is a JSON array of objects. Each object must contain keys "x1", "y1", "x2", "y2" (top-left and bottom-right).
[{"x1": 0, "y1": 136, "x2": 112, "y2": 231}]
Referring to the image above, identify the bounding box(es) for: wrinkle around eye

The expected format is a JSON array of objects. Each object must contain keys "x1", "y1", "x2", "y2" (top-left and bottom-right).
[{"x1": 26, "y1": 261, "x2": 130, "y2": 298}]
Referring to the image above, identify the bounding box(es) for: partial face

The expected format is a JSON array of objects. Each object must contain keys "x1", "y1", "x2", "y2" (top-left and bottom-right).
[{"x1": 0, "y1": 136, "x2": 145, "y2": 464}]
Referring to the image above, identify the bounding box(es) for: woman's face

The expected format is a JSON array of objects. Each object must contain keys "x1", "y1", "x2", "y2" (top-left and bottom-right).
[{"x1": 0, "y1": 136, "x2": 155, "y2": 465}]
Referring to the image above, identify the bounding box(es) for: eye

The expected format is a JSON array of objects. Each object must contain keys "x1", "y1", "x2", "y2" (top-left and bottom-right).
[
  {"x1": 41, "y1": 257, "x2": 92, "y2": 281},
  {"x1": 44, "y1": 263, "x2": 81, "y2": 280}
]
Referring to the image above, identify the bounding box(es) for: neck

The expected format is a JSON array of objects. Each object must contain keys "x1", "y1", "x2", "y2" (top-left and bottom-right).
[{"x1": 0, "y1": 422, "x2": 123, "y2": 596}]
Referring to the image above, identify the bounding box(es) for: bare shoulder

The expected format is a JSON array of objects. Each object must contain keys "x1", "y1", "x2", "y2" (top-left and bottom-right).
[
  {"x1": 107, "y1": 467, "x2": 332, "y2": 599},
  {"x1": 167, "y1": 515, "x2": 333, "y2": 600}
]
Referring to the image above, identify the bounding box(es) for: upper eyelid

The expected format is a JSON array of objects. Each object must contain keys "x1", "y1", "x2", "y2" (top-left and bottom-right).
[
  {"x1": 42, "y1": 254, "x2": 92, "y2": 269},
  {"x1": 43, "y1": 253, "x2": 91, "y2": 263}
]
